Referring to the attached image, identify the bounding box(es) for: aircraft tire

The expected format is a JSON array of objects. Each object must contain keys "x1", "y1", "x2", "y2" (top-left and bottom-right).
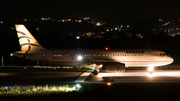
[{"x1": 93, "y1": 70, "x2": 98, "y2": 75}]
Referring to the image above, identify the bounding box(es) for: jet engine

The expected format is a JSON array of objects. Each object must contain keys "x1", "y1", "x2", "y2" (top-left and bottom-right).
[{"x1": 102, "y1": 63, "x2": 125, "y2": 72}]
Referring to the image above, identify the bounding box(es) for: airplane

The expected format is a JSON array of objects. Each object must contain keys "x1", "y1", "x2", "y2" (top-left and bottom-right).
[{"x1": 11, "y1": 24, "x2": 174, "y2": 75}]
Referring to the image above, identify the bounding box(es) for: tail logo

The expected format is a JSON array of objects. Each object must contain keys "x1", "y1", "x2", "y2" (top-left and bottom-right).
[{"x1": 17, "y1": 31, "x2": 40, "y2": 48}]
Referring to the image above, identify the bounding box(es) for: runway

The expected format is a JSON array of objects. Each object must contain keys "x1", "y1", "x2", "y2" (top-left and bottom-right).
[
  {"x1": 85, "y1": 70, "x2": 180, "y2": 83},
  {"x1": 0, "y1": 69, "x2": 180, "y2": 85}
]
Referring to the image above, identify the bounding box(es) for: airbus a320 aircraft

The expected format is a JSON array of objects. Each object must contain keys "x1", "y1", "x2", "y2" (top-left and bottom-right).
[{"x1": 11, "y1": 24, "x2": 174, "y2": 75}]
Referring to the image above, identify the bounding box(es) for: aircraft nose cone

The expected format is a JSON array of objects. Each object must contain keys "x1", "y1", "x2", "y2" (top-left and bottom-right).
[{"x1": 168, "y1": 57, "x2": 174, "y2": 63}]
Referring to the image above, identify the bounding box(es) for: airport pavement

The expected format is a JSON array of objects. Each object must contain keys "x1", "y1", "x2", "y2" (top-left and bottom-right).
[{"x1": 1, "y1": 69, "x2": 180, "y2": 85}]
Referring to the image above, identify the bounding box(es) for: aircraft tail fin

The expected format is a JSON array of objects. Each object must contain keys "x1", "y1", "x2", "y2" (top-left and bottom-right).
[{"x1": 15, "y1": 24, "x2": 45, "y2": 51}]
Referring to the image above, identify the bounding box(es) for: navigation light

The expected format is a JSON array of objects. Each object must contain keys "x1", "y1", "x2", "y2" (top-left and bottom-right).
[{"x1": 105, "y1": 47, "x2": 109, "y2": 50}]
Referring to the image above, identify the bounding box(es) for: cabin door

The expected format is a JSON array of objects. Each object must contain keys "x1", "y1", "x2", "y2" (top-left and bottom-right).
[{"x1": 149, "y1": 51, "x2": 154, "y2": 60}]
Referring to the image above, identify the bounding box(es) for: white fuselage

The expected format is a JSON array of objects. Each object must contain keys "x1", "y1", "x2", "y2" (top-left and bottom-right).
[{"x1": 13, "y1": 49, "x2": 174, "y2": 67}]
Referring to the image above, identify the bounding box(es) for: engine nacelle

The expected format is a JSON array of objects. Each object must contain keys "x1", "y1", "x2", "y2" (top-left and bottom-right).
[{"x1": 102, "y1": 63, "x2": 125, "y2": 72}]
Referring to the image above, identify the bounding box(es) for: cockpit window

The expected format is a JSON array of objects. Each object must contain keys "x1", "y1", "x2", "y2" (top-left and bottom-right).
[{"x1": 160, "y1": 53, "x2": 165, "y2": 56}]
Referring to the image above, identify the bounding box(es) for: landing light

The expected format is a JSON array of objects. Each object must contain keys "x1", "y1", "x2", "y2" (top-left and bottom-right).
[
  {"x1": 77, "y1": 55, "x2": 83, "y2": 61},
  {"x1": 148, "y1": 66, "x2": 154, "y2": 71}
]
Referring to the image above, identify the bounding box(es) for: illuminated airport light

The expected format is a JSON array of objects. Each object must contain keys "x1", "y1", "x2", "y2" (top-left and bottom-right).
[
  {"x1": 24, "y1": 67, "x2": 26, "y2": 69},
  {"x1": 54, "y1": 67, "x2": 56, "y2": 70},
  {"x1": 96, "y1": 23, "x2": 100, "y2": 26},
  {"x1": 92, "y1": 67, "x2": 95, "y2": 70},
  {"x1": 127, "y1": 25, "x2": 129, "y2": 27},
  {"x1": 4, "y1": 86, "x2": 8, "y2": 89},
  {"x1": 96, "y1": 22, "x2": 102, "y2": 26},
  {"x1": 84, "y1": 17, "x2": 90, "y2": 20},
  {"x1": 76, "y1": 84, "x2": 81, "y2": 88},
  {"x1": 92, "y1": 22, "x2": 94, "y2": 24},
  {"x1": 1, "y1": 21, "x2": 3, "y2": 23},
  {"x1": 115, "y1": 28, "x2": 118, "y2": 30},
  {"x1": 148, "y1": 66, "x2": 154, "y2": 72},
  {"x1": 10, "y1": 53, "x2": 13, "y2": 56},
  {"x1": 100, "y1": 64, "x2": 103, "y2": 67},
  {"x1": 48, "y1": 17, "x2": 50, "y2": 20},
  {"x1": 106, "y1": 29, "x2": 109, "y2": 31},
  {"x1": 42, "y1": 18, "x2": 45, "y2": 20},
  {"x1": 76, "y1": 84, "x2": 81, "y2": 91},
  {"x1": 77, "y1": 55, "x2": 83, "y2": 61},
  {"x1": 78, "y1": 20, "x2": 81, "y2": 22},
  {"x1": 107, "y1": 82, "x2": 113, "y2": 86},
  {"x1": 76, "y1": 36, "x2": 80, "y2": 39},
  {"x1": 36, "y1": 28, "x2": 39, "y2": 31},
  {"x1": 159, "y1": 19, "x2": 163, "y2": 21}
]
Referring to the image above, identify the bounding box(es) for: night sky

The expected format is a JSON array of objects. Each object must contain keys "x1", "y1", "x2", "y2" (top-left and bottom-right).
[{"x1": 0, "y1": 0, "x2": 180, "y2": 21}]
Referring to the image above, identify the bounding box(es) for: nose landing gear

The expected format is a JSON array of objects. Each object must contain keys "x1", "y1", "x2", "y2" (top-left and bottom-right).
[{"x1": 148, "y1": 66, "x2": 154, "y2": 74}]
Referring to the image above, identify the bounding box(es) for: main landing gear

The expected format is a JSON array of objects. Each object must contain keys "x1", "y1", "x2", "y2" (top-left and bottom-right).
[
  {"x1": 93, "y1": 64, "x2": 102, "y2": 75},
  {"x1": 148, "y1": 66, "x2": 154, "y2": 74}
]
